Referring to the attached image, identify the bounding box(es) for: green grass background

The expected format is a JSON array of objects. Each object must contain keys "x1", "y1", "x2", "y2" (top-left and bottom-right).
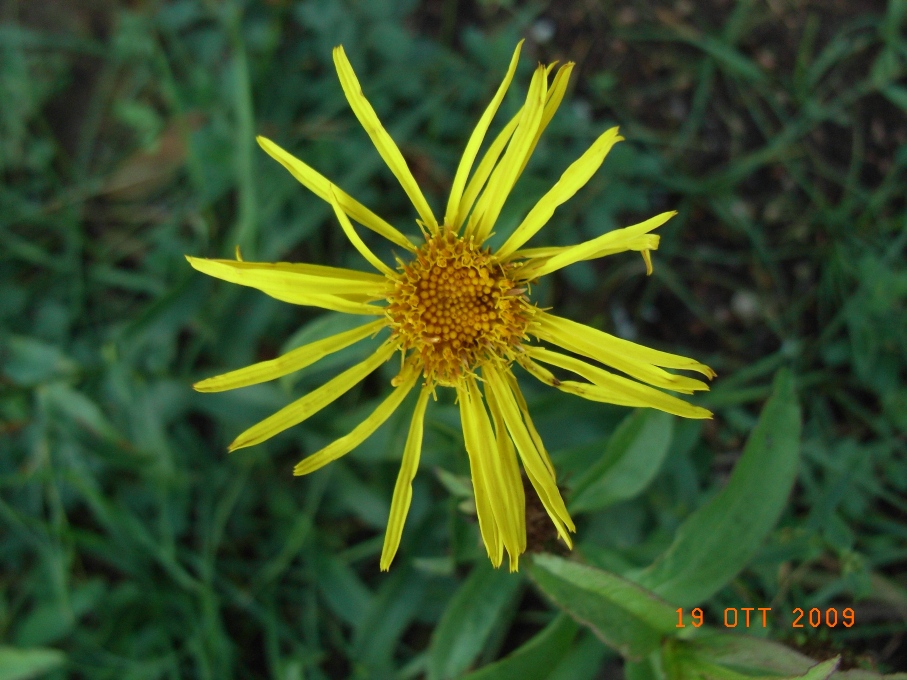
[{"x1": 1, "y1": 0, "x2": 906, "y2": 677}]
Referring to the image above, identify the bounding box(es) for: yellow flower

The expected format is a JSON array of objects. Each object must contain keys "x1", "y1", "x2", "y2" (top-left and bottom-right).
[{"x1": 187, "y1": 42, "x2": 715, "y2": 572}]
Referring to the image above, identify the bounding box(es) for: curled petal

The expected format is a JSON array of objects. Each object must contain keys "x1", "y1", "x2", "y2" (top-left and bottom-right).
[{"x1": 515, "y1": 211, "x2": 675, "y2": 279}]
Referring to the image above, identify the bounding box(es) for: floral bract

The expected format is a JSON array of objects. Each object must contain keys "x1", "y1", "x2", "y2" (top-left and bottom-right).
[{"x1": 187, "y1": 42, "x2": 715, "y2": 572}]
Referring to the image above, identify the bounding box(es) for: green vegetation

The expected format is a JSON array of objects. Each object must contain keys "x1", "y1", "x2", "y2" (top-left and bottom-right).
[{"x1": 2, "y1": 0, "x2": 905, "y2": 678}]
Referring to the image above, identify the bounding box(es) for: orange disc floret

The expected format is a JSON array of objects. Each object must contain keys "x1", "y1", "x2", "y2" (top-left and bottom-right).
[{"x1": 386, "y1": 229, "x2": 533, "y2": 386}]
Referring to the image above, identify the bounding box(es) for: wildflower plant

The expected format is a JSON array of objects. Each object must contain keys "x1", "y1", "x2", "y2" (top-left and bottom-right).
[{"x1": 188, "y1": 41, "x2": 715, "y2": 571}]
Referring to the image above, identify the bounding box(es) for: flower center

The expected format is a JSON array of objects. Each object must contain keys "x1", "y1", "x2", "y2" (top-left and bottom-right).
[{"x1": 386, "y1": 230, "x2": 533, "y2": 386}]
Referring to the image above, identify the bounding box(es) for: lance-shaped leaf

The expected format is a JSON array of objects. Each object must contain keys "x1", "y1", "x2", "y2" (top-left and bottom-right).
[
  {"x1": 662, "y1": 634, "x2": 840, "y2": 680},
  {"x1": 0, "y1": 646, "x2": 66, "y2": 680},
  {"x1": 526, "y1": 553, "x2": 678, "y2": 660},
  {"x1": 428, "y1": 563, "x2": 523, "y2": 680},
  {"x1": 629, "y1": 369, "x2": 801, "y2": 606},
  {"x1": 570, "y1": 410, "x2": 674, "y2": 513},
  {"x1": 461, "y1": 614, "x2": 578, "y2": 680}
]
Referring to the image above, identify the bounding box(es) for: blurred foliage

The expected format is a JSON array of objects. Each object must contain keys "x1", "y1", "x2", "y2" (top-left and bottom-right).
[{"x1": 1, "y1": 0, "x2": 906, "y2": 678}]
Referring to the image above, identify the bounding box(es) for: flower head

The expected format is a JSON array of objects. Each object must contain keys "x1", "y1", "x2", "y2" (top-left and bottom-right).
[{"x1": 188, "y1": 42, "x2": 715, "y2": 571}]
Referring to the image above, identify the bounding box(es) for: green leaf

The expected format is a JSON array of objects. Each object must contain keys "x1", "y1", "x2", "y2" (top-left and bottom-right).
[
  {"x1": 800, "y1": 659, "x2": 840, "y2": 680},
  {"x1": 687, "y1": 35, "x2": 766, "y2": 82},
  {"x1": 13, "y1": 580, "x2": 105, "y2": 647},
  {"x1": 570, "y1": 410, "x2": 674, "y2": 513},
  {"x1": 41, "y1": 382, "x2": 122, "y2": 442},
  {"x1": 428, "y1": 562, "x2": 523, "y2": 680},
  {"x1": 662, "y1": 635, "x2": 840, "y2": 680},
  {"x1": 0, "y1": 646, "x2": 65, "y2": 680},
  {"x1": 630, "y1": 369, "x2": 801, "y2": 606},
  {"x1": 461, "y1": 614, "x2": 577, "y2": 680},
  {"x1": 312, "y1": 551, "x2": 373, "y2": 627},
  {"x1": 882, "y1": 84, "x2": 907, "y2": 111},
  {"x1": 352, "y1": 566, "x2": 427, "y2": 671},
  {"x1": 547, "y1": 631, "x2": 612, "y2": 680},
  {"x1": 1, "y1": 336, "x2": 78, "y2": 386},
  {"x1": 526, "y1": 553, "x2": 678, "y2": 660},
  {"x1": 871, "y1": 48, "x2": 903, "y2": 87},
  {"x1": 664, "y1": 634, "x2": 816, "y2": 677},
  {"x1": 434, "y1": 466, "x2": 475, "y2": 498}
]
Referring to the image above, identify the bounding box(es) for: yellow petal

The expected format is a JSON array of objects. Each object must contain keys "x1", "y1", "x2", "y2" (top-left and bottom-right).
[
  {"x1": 532, "y1": 313, "x2": 712, "y2": 393},
  {"x1": 516, "y1": 62, "x2": 574, "y2": 181},
  {"x1": 457, "y1": 62, "x2": 569, "y2": 234},
  {"x1": 641, "y1": 248, "x2": 654, "y2": 276},
  {"x1": 328, "y1": 186, "x2": 395, "y2": 276},
  {"x1": 457, "y1": 382, "x2": 503, "y2": 566},
  {"x1": 380, "y1": 384, "x2": 432, "y2": 571},
  {"x1": 516, "y1": 211, "x2": 675, "y2": 279},
  {"x1": 293, "y1": 361, "x2": 419, "y2": 476},
  {"x1": 483, "y1": 377, "x2": 528, "y2": 571},
  {"x1": 444, "y1": 40, "x2": 523, "y2": 230},
  {"x1": 535, "y1": 311, "x2": 715, "y2": 380},
  {"x1": 561, "y1": 380, "x2": 710, "y2": 419},
  {"x1": 194, "y1": 319, "x2": 386, "y2": 393},
  {"x1": 229, "y1": 342, "x2": 396, "y2": 451},
  {"x1": 483, "y1": 365, "x2": 575, "y2": 547},
  {"x1": 514, "y1": 239, "x2": 658, "y2": 263},
  {"x1": 186, "y1": 256, "x2": 386, "y2": 293},
  {"x1": 496, "y1": 127, "x2": 623, "y2": 259},
  {"x1": 468, "y1": 66, "x2": 548, "y2": 242},
  {"x1": 256, "y1": 135, "x2": 415, "y2": 251},
  {"x1": 333, "y1": 46, "x2": 437, "y2": 232},
  {"x1": 466, "y1": 376, "x2": 525, "y2": 570},
  {"x1": 523, "y1": 346, "x2": 713, "y2": 420},
  {"x1": 455, "y1": 113, "x2": 520, "y2": 232},
  {"x1": 507, "y1": 246, "x2": 562, "y2": 259},
  {"x1": 453, "y1": 61, "x2": 567, "y2": 232},
  {"x1": 502, "y1": 369, "x2": 555, "y2": 479},
  {"x1": 186, "y1": 256, "x2": 387, "y2": 315}
]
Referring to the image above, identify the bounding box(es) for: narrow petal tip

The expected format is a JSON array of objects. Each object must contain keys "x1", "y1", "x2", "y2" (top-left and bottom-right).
[
  {"x1": 642, "y1": 249, "x2": 654, "y2": 276},
  {"x1": 228, "y1": 435, "x2": 255, "y2": 454}
]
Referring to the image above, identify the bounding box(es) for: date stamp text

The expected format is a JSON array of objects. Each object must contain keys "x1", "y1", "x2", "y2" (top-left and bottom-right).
[{"x1": 675, "y1": 607, "x2": 855, "y2": 628}]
